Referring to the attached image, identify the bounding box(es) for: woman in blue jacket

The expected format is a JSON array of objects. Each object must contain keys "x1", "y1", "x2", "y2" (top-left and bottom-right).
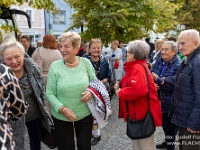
[
  {"x1": 151, "y1": 41, "x2": 181, "y2": 150},
  {"x1": 85, "y1": 38, "x2": 111, "y2": 146}
]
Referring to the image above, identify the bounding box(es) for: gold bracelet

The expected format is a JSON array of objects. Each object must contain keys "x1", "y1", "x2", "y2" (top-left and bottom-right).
[
  {"x1": 62, "y1": 107, "x2": 66, "y2": 113},
  {"x1": 59, "y1": 106, "x2": 66, "y2": 113}
]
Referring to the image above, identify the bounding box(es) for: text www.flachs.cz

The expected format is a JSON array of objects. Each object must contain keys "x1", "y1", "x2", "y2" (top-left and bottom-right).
[{"x1": 167, "y1": 141, "x2": 200, "y2": 145}]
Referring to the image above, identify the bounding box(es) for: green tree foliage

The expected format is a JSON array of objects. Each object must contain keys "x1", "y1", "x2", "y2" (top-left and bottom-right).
[
  {"x1": 65, "y1": 0, "x2": 179, "y2": 45},
  {"x1": 0, "y1": 0, "x2": 58, "y2": 14},
  {"x1": 175, "y1": 0, "x2": 200, "y2": 32}
]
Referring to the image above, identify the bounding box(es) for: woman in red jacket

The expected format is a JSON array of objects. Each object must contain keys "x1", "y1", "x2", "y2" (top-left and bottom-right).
[{"x1": 115, "y1": 40, "x2": 162, "y2": 150}]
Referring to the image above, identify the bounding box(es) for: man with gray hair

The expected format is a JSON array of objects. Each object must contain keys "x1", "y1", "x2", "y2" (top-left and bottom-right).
[
  {"x1": 151, "y1": 41, "x2": 181, "y2": 150},
  {"x1": 165, "y1": 29, "x2": 200, "y2": 150}
]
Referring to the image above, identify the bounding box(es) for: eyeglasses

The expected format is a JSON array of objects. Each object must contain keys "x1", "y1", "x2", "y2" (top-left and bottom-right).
[
  {"x1": 126, "y1": 51, "x2": 132, "y2": 54},
  {"x1": 126, "y1": 51, "x2": 133, "y2": 57}
]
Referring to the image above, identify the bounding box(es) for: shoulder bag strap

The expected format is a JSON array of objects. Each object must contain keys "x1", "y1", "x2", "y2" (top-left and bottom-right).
[
  {"x1": 140, "y1": 64, "x2": 150, "y2": 110},
  {"x1": 82, "y1": 58, "x2": 89, "y2": 80},
  {"x1": 125, "y1": 64, "x2": 150, "y2": 118}
]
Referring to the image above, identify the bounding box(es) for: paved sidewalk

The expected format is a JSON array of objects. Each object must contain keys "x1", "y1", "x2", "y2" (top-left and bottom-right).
[{"x1": 24, "y1": 96, "x2": 178, "y2": 150}]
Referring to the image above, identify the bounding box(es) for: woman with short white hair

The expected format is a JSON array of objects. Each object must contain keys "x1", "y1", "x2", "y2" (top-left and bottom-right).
[
  {"x1": 0, "y1": 36, "x2": 51, "y2": 150},
  {"x1": 115, "y1": 40, "x2": 162, "y2": 150}
]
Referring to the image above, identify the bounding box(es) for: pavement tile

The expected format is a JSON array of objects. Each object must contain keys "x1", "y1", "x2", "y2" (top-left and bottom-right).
[{"x1": 24, "y1": 96, "x2": 179, "y2": 150}]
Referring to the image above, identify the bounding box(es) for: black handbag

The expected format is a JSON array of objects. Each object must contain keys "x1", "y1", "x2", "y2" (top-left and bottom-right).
[
  {"x1": 126, "y1": 64, "x2": 155, "y2": 140},
  {"x1": 41, "y1": 115, "x2": 57, "y2": 149}
]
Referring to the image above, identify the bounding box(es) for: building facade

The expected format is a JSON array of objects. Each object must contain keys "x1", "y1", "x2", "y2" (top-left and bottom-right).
[
  {"x1": 12, "y1": 0, "x2": 82, "y2": 45},
  {"x1": 12, "y1": 3, "x2": 45, "y2": 46},
  {"x1": 45, "y1": 0, "x2": 81, "y2": 39}
]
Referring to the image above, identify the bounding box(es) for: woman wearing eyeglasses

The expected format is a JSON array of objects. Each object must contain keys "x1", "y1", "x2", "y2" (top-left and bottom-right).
[{"x1": 114, "y1": 40, "x2": 162, "y2": 150}]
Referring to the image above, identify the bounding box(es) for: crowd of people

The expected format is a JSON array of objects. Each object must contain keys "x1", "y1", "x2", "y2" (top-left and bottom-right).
[{"x1": 1, "y1": 29, "x2": 200, "y2": 150}]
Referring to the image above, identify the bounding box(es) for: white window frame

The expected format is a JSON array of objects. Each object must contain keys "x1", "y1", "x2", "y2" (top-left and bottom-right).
[{"x1": 24, "y1": 8, "x2": 34, "y2": 22}]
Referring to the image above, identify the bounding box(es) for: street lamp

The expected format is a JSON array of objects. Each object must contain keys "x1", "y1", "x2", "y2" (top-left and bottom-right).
[{"x1": 81, "y1": 19, "x2": 87, "y2": 33}]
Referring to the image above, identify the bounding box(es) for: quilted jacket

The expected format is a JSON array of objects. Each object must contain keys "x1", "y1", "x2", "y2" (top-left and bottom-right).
[
  {"x1": 151, "y1": 55, "x2": 181, "y2": 113},
  {"x1": 166, "y1": 47, "x2": 200, "y2": 130}
]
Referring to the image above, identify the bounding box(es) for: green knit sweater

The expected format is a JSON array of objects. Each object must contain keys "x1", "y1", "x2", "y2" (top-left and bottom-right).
[{"x1": 46, "y1": 57, "x2": 96, "y2": 121}]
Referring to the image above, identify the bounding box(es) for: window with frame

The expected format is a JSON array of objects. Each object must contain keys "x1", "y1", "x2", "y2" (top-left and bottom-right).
[
  {"x1": 25, "y1": 9, "x2": 34, "y2": 22},
  {"x1": 53, "y1": 10, "x2": 66, "y2": 24}
]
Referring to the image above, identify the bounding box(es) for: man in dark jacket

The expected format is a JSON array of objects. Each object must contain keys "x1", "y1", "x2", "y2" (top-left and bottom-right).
[
  {"x1": 21, "y1": 35, "x2": 36, "y2": 57},
  {"x1": 151, "y1": 41, "x2": 181, "y2": 150},
  {"x1": 165, "y1": 29, "x2": 200, "y2": 150},
  {"x1": 145, "y1": 37, "x2": 155, "y2": 56}
]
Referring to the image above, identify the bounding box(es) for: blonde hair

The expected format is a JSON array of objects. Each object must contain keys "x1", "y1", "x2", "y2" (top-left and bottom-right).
[
  {"x1": 88, "y1": 38, "x2": 102, "y2": 55},
  {"x1": 112, "y1": 40, "x2": 119, "y2": 45},
  {"x1": 89, "y1": 38, "x2": 102, "y2": 49},
  {"x1": 155, "y1": 39, "x2": 164, "y2": 51},
  {"x1": 0, "y1": 35, "x2": 25, "y2": 59},
  {"x1": 58, "y1": 32, "x2": 81, "y2": 48}
]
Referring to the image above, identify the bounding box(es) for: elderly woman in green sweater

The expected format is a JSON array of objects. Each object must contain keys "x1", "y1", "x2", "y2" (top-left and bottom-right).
[{"x1": 46, "y1": 32, "x2": 96, "y2": 150}]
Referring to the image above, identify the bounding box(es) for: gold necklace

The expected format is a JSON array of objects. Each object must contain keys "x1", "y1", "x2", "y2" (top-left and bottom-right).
[{"x1": 65, "y1": 58, "x2": 78, "y2": 66}]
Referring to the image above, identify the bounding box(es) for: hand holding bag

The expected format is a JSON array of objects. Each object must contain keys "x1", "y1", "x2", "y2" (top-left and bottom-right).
[{"x1": 126, "y1": 64, "x2": 155, "y2": 140}]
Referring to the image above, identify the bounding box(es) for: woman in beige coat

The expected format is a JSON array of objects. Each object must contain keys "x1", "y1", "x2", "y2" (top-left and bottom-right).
[{"x1": 32, "y1": 34, "x2": 62, "y2": 88}]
